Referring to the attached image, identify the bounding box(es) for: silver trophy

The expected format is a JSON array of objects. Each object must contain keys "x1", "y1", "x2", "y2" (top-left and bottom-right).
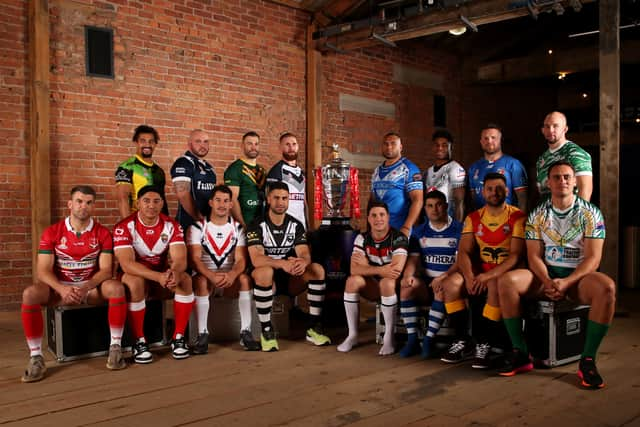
[{"x1": 319, "y1": 144, "x2": 353, "y2": 218}]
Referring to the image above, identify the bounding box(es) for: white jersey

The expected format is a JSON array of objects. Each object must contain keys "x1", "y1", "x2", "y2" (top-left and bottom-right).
[
  {"x1": 423, "y1": 160, "x2": 466, "y2": 218},
  {"x1": 188, "y1": 217, "x2": 245, "y2": 272}
]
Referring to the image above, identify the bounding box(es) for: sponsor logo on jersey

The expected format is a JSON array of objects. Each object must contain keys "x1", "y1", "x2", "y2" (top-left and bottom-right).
[
  {"x1": 174, "y1": 167, "x2": 187, "y2": 174},
  {"x1": 412, "y1": 173, "x2": 422, "y2": 182},
  {"x1": 425, "y1": 254, "x2": 456, "y2": 265},
  {"x1": 197, "y1": 182, "x2": 216, "y2": 191},
  {"x1": 246, "y1": 199, "x2": 259, "y2": 206},
  {"x1": 115, "y1": 228, "x2": 124, "y2": 236},
  {"x1": 146, "y1": 229, "x2": 154, "y2": 235}
]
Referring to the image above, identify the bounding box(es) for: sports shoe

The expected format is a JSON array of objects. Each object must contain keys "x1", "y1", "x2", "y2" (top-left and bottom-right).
[
  {"x1": 306, "y1": 324, "x2": 331, "y2": 346},
  {"x1": 261, "y1": 329, "x2": 279, "y2": 352},
  {"x1": 578, "y1": 357, "x2": 605, "y2": 389},
  {"x1": 399, "y1": 335, "x2": 421, "y2": 358},
  {"x1": 472, "y1": 341, "x2": 491, "y2": 369},
  {"x1": 21, "y1": 355, "x2": 46, "y2": 383},
  {"x1": 440, "y1": 339, "x2": 473, "y2": 363},
  {"x1": 106, "y1": 344, "x2": 126, "y2": 370},
  {"x1": 192, "y1": 332, "x2": 209, "y2": 355},
  {"x1": 133, "y1": 338, "x2": 153, "y2": 364},
  {"x1": 239, "y1": 329, "x2": 261, "y2": 351},
  {"x1": 171, "y1": 335, "x2": 190, "y2": 359},
  {"x1": 498, "y1": 349, "x2": 533, "y2": 376}
]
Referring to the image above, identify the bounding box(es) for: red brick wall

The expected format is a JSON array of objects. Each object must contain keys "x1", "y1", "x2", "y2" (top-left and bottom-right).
[
  {"x1": 0, "y1": 0, "x2": 30, "y2": 309},
  {"x1": 0, "y1": 1, "x2": 462, "y2": 309}
]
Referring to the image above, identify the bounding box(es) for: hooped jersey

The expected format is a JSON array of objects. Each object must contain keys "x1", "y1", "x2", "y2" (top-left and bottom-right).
[
  {"x1": 536, "y1": 141, "x2": 592, "y2": 198},
  {"x1": 467, "y1": 154, "x2": 528, "y2": 208},
  {"x1": 266, "y1": 160, "x2": 306, "y2": 229},
  {"x1": 170, "y1": 150, "x2": 217, "y2": 230},
  {"x1": 423, "y1": 160, "x2": 466, "y2": 219},
  {"x1": 463, "y1": 205, "x2": 526, "y2": 271},
  {"x1": 115, "y1": 154, "x2": 168, "y2": 215},
  {"x1": 409, "y1": 217, "x2": 462, "y2": 278},
  {"x1": 38, "y1": 218, "x2": 113, "y2": 285},
  {"x1": 526, "y1": 196, "x2": 605, "y2": 279},
  {"x1": 224, "y1": 159, "x2": 266, "y2": 226},
  {"x1": 352, "y1": 228, "x2": 409, "y2": 266},
  {"x1": 246, "y1": 214, "x2": 306, "y2": 260},
  {"x1": 371, "y1": 158, "x2": 423, "y2": 230},
  {"x1": 188, "y1": 217, "x2": 245, "y2": 271},
  {"x1": 113, "y1": 212, "x2": 185, "y2": 271}
]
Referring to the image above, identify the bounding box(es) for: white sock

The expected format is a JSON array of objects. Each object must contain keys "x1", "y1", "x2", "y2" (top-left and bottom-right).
[
  {"x1": 380, "y1": 295, "x2": 398, "y2": 356},
  {"x1": 195, "y1": 295, "x2": 210, "y2": 334},
  {"x1": 238, "y1": 291, "x2": 253, "y2": 332},
  {"x1": 337, "y1": 292, "x2": 360, "y2": 353}
]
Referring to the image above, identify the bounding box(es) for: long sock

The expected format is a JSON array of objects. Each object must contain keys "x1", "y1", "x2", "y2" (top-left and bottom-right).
[
  {"x1": 238, "y1": 291, "x2": 253, "y2": 332},
  {"x1": 478, "y1": 303, "x2": 501, "y2": 344},
  {"x1": 254, "y1": 284, "x2": 273, "y2": 332},
  {"x1": 582, "y1": 320, "x2": 610, "y2": 360},
  {"x1": 21, "y1": 304, "x2": 43, "y2": 357},
  {"x1": 380, "y1": 295, "x2": 398, "y2": 355},
  {"x1": 195, "y1": 295, "x2": 210, "y2": 334},
  {"x1": 445, "y1": 299, "x2": 468, "y2": 338},
  {"x1": 128, "y1": 300, "x2": 146, "y2": 341},
  {"x1": 107, "y1": 296, "x2": 127, "y2": 346},
  {"x1": 503, "y1": 317, "x2": 527, "y2": 353},
  {"x1": 307, "y1": 280, "x2": 326, "y2": 326},
  {"x1": 400, "y1": 299, "x2": 418, "y2": 335},
  {"x1": 173, "y1": 293, "x2": 195, "y2": 338},
  {"x1": 426, "y1": 300, "x2": 446, "y2": 339},
  {"x1": 343, "y1": 292, "x2": 360, "y2": 338}
]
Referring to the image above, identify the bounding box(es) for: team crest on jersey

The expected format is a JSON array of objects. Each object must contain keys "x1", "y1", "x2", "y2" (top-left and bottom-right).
[
  {"x1": 448, "y1": 239, "x2": 457, "y2": 248},
  {"x1": 497, "y1": 168, "x2": 506, "y2": 175},
  {"x1": 419, "y1": 237, "x2": 428, "y2": 247},
  {"x1": 161, "y1": 233, "x2": 168, "y2": 243},
  {"x1": 476, "y1": 224, "x2": 484, "y2": 236},
  {"x1": 503, "y1": 224, "x2": 512, "y2": 234},
  {"x1": 58, "y1": 237, "x2": 68, "y2": 249},
  {"x1": 89, "y1": 238, "x2": 99, "y2": 249}
]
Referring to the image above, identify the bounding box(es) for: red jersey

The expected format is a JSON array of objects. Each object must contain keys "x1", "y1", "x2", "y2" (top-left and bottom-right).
[
  {"x1": 113, "y1": 212, "x2": 185, "y2": 271},
  {"x1": 38, "y1": 217, "x2": 113, "y2": 285}
]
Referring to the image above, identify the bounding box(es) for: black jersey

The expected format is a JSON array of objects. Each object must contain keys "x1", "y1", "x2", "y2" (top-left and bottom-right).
[
  {"x1": 352, "y1": 228, "x2": 409, "y2": 266},
  {"x1": 170, "y1": 150, "x2": 217, "y2": 230},
  {"x1": 266, "y1": 160, "x2": 306, "y2": 228},
  {"x1": 246, "y1": 213, "x2": 306, "y2": 260}
]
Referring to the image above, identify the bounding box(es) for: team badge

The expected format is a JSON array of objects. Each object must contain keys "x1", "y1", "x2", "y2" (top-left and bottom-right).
[
  {"x1": 58, "y1": 237, "x2": 68, "y2": 250},
  {"x1": 476, "y1": 224, "x2": 484, "y2": 236},
  {"x1": 503, "y1": 224, "x2": 511, "y2": 234},
  {"x1": 161, "y1": 233, "x2": 168, "y2": 243},
  {"x1": 89, "y1": 238, "x2": 99, "y2": 249}
]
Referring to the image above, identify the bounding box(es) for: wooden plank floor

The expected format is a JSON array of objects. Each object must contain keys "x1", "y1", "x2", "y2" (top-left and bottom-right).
[{"x1": 1, "y1": 289, "x2": 639, "y2": 427}]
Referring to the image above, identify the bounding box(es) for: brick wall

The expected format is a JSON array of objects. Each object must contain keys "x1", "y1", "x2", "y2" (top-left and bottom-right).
[{"x1": 0, "y1": 0, "x2": 462, "y2": 309}]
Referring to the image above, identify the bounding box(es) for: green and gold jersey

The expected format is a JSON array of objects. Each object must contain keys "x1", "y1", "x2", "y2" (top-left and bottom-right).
[
  {"x1": 115, "y1": 155, "x2": 168, "y2": 214},
  {"x1": 224, "y1": 159, "x2": 266, "y2": 225},
  {"x1": 536, "y1": 141, "x2": 592, "y2": 198}
]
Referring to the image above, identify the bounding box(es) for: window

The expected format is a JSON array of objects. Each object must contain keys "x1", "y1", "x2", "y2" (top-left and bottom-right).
[{"x1": 85, "y1": 26, "x2": 113, "y2": 78}]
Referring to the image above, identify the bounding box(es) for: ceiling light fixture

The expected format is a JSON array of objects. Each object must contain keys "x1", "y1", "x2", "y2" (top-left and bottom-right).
[{"x1": 449, "y1": 26, "x2": 467, "y2": 36}]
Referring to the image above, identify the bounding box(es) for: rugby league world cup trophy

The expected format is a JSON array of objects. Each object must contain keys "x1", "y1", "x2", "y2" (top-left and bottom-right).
[{"x1": 310, "y1": 144, "x2": 360, "y2": 326}]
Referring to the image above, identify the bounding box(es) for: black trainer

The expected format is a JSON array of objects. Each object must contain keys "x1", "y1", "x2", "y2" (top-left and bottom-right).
[
  {"x1": 472, "y1": 341, "x2": 491, "y2": 369},
  {"x1": 192, "y1": 332, "x2": 209, "y2": 355},
  {"x1": 133, "y1": 338, "x2": 153, "y2": 364},
  {"x1": 498, "y1": 349, "x2": 533, "y2": 377},
  {"x1": 239, "y1": 329, "x2": 261, "y2": 351},
  {"x1": 440, "y1": 339, "x2": 473, "y2": 363},
  {"x1": 171, "y1": 335, "x2": 190, "y2": 360},
  {"x1": 578, "y1": 357, "x2": 605, "y2": 389}
]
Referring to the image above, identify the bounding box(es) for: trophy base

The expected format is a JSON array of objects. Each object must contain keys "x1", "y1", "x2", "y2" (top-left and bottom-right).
[{"x1": 309, "y1": 219, "x2": 359, "y2": 328}]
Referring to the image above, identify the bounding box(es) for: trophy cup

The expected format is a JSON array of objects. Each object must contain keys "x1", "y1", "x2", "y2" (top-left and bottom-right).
[{"x1": 310, "y1": 144, "x2": 360, "y2": 326}]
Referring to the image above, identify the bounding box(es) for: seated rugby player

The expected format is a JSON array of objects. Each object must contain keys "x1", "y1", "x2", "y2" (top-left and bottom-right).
[
  {"x1": 114, "y1": 185, "x2": 194, "y2": 363},
  {"x1": 21, "y1": 185, "x2": 127, "y2": 382}
]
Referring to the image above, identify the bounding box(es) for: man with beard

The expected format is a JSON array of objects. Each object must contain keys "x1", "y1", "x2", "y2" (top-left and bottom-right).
[
  {"x1": 267, "y1": 132, "x2": 308, "y2": 229},
  {"x1": 247, "y1": 182, "x2": 331, "y2": 351},
  {"x1": 467, "y1": 124, "x2": 528, "y2": 213},
  {"x1": 371, "y1": 132, "x2": 424, "y2": 237},
  {"x1": 170, "y1": 129, "x2": 217, "y2": 231},
  {"x1": 422, "y1": 130, "x2": 467, "y2": 222},
  {"x1": 224, "y1": 131, "x2": 266, "y2": 228},
  {"x1": 115, "y1": 125, "x2": 168, "y2": 218},
  {"x1": 438, "y1": 173, "x2": 526, "y2": 370},
  {"x1": 535, "y1": 111, "x2": 592, "y2": 203},
  {"x1": 20, "y1": 185, "x2": 127, "y2": 382}
]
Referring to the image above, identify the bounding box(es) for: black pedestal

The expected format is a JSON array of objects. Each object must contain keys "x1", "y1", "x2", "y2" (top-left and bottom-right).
[{"x1": 309, "y1": 218, "x2": 359, "y2": 327}]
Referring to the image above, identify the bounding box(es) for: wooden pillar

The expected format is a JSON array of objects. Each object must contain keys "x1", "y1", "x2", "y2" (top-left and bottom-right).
[
  {"x1": 29, "y1": 0, "x2": 51, "y2": 277},
  {"x1": 598, "y1": 0, "x2": 620, "y2": 282},
  {"x1": 306, "y1": 22, "x2": 322, "y2": 230}
]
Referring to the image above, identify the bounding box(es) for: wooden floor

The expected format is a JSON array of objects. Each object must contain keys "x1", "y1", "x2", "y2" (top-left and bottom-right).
[{"x1": 1, "y1": 289, "x2": 640, "y2": 427}]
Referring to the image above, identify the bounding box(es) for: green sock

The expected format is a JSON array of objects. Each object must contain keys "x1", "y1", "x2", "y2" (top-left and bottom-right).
[
  {"x1": 582, "y1": 320, "x2": 610, "y2": 360},
  {"x1": 503, "y1": 317, "x2": 527, "y2": 353}
]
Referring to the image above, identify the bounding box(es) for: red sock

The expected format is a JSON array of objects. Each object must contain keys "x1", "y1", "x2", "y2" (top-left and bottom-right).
[
  {"x1": 173, "y1": 297, "x2": 194, "y2": 338},
  {"x1": 21, "y1": 304, "x2": 43, "y2": 355},
  {"x1": 128, "y1": 302, "x2": 146, "y2": 341},
  {"x1": 108, "y1": 297, "x2": 127, "y2": 344}
]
